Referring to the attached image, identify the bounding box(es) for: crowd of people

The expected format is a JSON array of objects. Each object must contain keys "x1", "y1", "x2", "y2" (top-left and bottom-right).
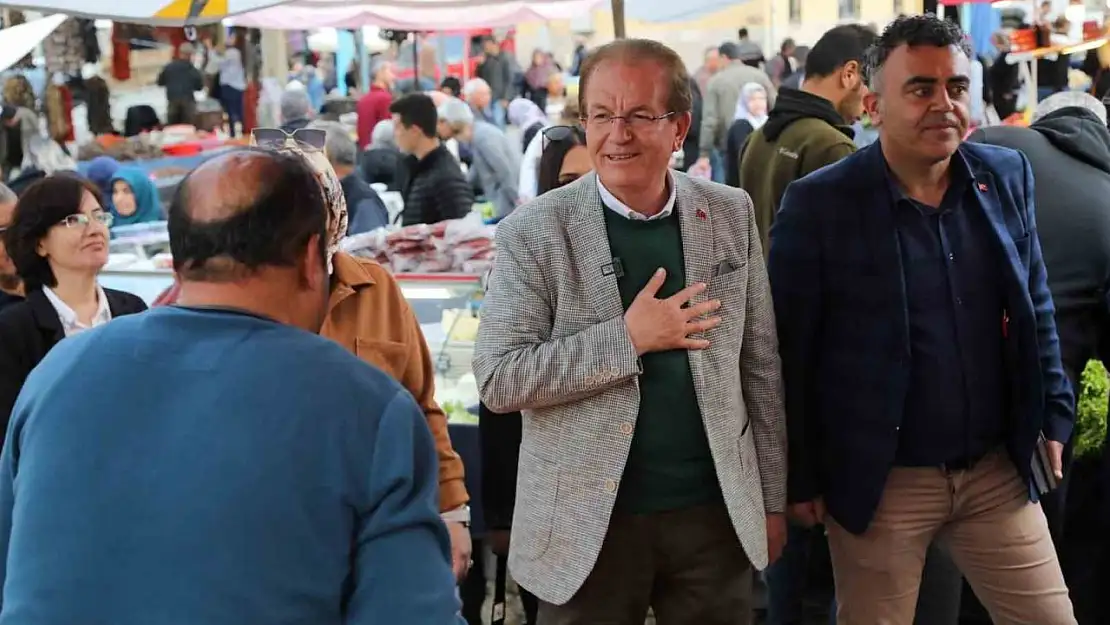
[{"x1": 0, "y1": 10, "x2": 1108, "y2": 625}]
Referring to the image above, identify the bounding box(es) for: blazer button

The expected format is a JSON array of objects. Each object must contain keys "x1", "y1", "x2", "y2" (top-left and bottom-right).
[
  {"x1": 619, "y1": 422, "x2": 634, "y2": 435},
  {"x1": 604, "y1": 479, "x2": 618, "y2": 493}
]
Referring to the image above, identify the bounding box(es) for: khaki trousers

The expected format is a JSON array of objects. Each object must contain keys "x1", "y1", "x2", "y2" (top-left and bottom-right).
[{"x1": 826, "y1": 450, "x2": 1076, "y2": 625}]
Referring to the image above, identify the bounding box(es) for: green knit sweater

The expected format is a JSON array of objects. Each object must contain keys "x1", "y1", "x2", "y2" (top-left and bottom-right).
[{"x1": 603, "y1": 208, "x2": 721, "y2": 514}]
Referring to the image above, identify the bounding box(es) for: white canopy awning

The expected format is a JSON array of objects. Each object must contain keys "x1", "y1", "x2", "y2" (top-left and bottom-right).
[
  {"x1": 0, "y1": 13, "x2": 68, "y2": 73},
  {"x1": 228, "y1": 0, "x2": 601, "y2": 30},
  {"x1": 0, "y1": 0, "x2": 290, "y2": 25}
]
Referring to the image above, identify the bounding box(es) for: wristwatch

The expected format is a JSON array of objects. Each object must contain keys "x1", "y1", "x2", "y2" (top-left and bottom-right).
[{"x1": 441, "y1": 505, "x2": 471, "y2": 527}]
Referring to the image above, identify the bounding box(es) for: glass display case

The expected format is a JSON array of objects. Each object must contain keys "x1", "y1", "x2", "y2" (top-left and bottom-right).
[{"x1": 98, "y1": 270, "x2": 484, "y2": 419}]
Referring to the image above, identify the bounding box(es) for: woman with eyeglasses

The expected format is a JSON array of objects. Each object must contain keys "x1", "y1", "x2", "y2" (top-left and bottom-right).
[
  {"x1": 0, "y1": 174, "x2": 146, "y2": 431},
  {"x1": 479, "y1": 122, "x2": 590, "y2": 625}
]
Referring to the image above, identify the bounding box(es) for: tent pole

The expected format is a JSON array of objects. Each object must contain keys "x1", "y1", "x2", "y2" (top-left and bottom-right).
[{"x1": 611, "y1": 0, "x2": 626, "y2": 39}]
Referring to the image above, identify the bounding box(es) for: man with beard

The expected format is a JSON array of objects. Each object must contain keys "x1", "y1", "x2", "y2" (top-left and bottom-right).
[
  {"x1": 0, "y1": 184, "x2": 22, "y2": 310},
  {"x1": 769, "y1": 15, "x2": 1076, "y2": 623},
  {"x1": 739, "y1": 24, "x2": 875, "y2": 253}
]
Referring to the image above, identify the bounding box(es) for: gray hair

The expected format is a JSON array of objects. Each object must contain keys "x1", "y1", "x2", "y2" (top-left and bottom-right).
[
  {"x1": 1034, "y1": 91, "x2": 1108, "y2": 124},
  {"x1": 280, "y1": 88, "x2": 314, "y2": 123},
  {"x1": 370, "y1": 59, "x2": 390, "y2": 82},
  {"x1": 370, "y1": 119, "x2": 397, "y2": 149},
  {"x1": 462, "y1": 78, "x2": 490, "y2": 99},
  {"x1": 0, "y1": 183, "x2": 15, "y2": 205},
  {"x1": 438, "y1": 97, "x2": 475, "y2": 126},
  {"x1": 308, "y1": 120, "x2": 358, "y2": 167}
]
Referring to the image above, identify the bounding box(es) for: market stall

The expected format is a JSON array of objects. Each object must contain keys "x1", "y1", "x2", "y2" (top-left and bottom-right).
[{"x1": 1005, "y1": 20, "x2": 1109, "y2": 114}]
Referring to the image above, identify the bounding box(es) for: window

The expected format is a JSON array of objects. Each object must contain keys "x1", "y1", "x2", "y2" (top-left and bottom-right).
[
  {"x1": 839, "y1": 0, "x2": 861, "y2": 19},
  {"x1": 789, "y1": 0, "x2": 801, "y2": 22}
]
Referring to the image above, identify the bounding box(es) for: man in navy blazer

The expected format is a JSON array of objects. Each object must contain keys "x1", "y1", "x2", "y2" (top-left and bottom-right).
[{"x1": 768, "y1": 15, "x2": 1077, "y2": 624}]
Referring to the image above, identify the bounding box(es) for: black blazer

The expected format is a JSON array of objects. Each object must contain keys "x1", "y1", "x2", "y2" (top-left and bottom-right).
[
  {"x1": 0, "y1": 287, "x2": 147, "y2": 436},
  {"x1": 478, "y1": 401, "x2": 523, "y2": 531}
]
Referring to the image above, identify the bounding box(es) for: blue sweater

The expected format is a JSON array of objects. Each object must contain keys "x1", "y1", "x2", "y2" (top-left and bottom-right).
[{"x1": 0, "y1": 306, "x2": 462, "y2": 625}]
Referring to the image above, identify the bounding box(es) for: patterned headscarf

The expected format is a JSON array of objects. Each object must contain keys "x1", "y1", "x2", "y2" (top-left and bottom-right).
[{"x1": 249, "y1": 137, "x2": 348, "y2": 274}]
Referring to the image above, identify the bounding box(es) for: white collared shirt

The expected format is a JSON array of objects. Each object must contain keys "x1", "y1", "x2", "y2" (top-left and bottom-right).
[
  {"x1": 42, "y1": 285, "x2": 112, "y2": 337},
  {"x1": 597, "y1": 171, "x2": 678, "y2": 221}
]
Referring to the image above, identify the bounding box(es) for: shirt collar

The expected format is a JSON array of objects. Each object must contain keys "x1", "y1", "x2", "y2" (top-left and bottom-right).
[
  {"x1": 42, "y1": 285, "x2": 112, "y2": 336},
  {"x1": 883, "y1": 145, "x2": 975, "y2": 209},
  {"x1": 597, "y1": 170, "x2": 678, "y2": 221}
]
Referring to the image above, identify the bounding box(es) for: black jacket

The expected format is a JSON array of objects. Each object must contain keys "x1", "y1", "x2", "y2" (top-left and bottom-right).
[
  {"x1": 971, "y1": 108, "x2": 1110, "y2": 385},
  {"x1": 0, "y1": 287, "x2": 147, "y2": 436},
  {"x1": 157, "y1": 59, "x2": 204, "y2": 102},
  {"x1": 400, "y1": 144, "x2": 474, "y2": 226}
]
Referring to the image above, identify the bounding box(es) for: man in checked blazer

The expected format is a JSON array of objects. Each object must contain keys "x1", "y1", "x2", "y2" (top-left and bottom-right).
[{"x1": 473, "y1": 38, "x2": 787, "y2": 625}]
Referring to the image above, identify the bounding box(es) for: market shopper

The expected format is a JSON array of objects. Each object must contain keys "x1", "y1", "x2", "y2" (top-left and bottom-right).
[
  {"x1": 390, "y1": 94, "x2": 473, "y2": 226},
  {"x1": 0, "y1": 174, "x2": 146, "y2": 434},
  {"x1": 0, "y1": 184, "x2": 22, "y2": 310},
  {"x1": 768, "y1": 16, "x2": 1076, "y2": 624},
  {"x1": 437, "y1": 97, "x2": 520, "y2": 219},
  {"x1": 109, "y1": 167, "x2": 164, "y2": 227},
  {"x1": 474, "y1": 38, "x2": 787, "y2": 624},
  {"x1": 0, "y1": 149, "x2": 463, "y2": 624}
]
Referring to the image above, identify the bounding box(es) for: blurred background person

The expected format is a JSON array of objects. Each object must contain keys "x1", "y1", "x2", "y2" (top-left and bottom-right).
[
  {"x1": 279, "y1": 88, "x2": 315, "y2": 134},
  {"x1": 390, "y1": 94, "x2": 473, "y2": 226},
  {"x1": 109, "y1": 168, "x2": 164, "y2": 227},
  {"x1": 84, "y1": 156, "x2": 121, "y2": 211},
  {"x1": 0, "y1": 183, "x2": 22, "y2": 310},
  {"x1": 357, "y1": 60, "x2": 395, "y2": 150},
  {"x1": 359, "y1": 119, "x2": 405, "y2": 193},
  {"x1": 519, "y1": 100, "x2": 579, "y2": 202},
  {"x1": 522, "y1": 49, "x2": 557, "y2": 111},
  {"x1": 217, "y1": 32, "x2": 246, "y2": 138},
  {"x1": 0, "y1": 174, "x2": 145, "y2": 430},
  {"x1": 158, "y1": 42, "x2": 204, "y2": 126},
  {"x1": 476, "y1": 36, "x2": 513, "y2": 128},
  {"x1": 310, "y1": 121, "x2": 389, "y2": 235},
  {"x1": 725, "y1": 82, "x2": 769, "y2": 187},
  {"x1": 508, "y1": 98, "x2": 549, "y2": 153},
  {"x1": 438, "y1": 97, "x2": 519, "y2": 219}
]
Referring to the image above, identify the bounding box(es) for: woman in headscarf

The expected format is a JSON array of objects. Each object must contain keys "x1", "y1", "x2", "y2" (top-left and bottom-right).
[
  {"x1": 725, "y1": 82, "x2": 769, "y2": 188},
  {"x1": 85, "y1": 156, "x2": 121, "y2": 203},
  {"x1": 151, "y1": 139, "x2": 473, "y2": 581},
  {"x1": 109, "y1": 167, "x2": 164, "y2": 227},
  {"x1": 358, "y1": 119, "x2": 403, "y2": 192},
  {"x1": 507, "y1": 98, "x2": 548, "y2": 153},
  {"x1": 522, "y1": 49, "x2": 556, "y2": 111}
]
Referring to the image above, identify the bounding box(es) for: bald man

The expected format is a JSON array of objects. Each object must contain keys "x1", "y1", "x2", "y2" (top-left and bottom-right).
[{"x1": 0, "y1": 150, "x2": 464, "y2": 625}]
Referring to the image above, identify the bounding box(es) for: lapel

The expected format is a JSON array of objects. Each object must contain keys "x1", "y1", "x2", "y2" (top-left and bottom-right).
[
  {"x1": 674, "y1": 174, "x2": 714, "y2": 292},
  {"x1": 565, "y1": 174, "x2": 625, "y2": 321},
  {"x1": 858, "y1": 143, "x2": 911, "y2": 353},
  {"x1": 27, "y1": 289, "x2": 65, "y2": 347},
  {"x1": 965, "y1": 156, "x2": 1025, "y2": 306}
]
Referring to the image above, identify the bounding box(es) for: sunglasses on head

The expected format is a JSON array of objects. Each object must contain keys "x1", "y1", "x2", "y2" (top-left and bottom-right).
[
  {"x1": 251, "y1": 127, "x2": 327, "y2": 152},
  {"x1": 542, "y1": 125, "x2": 585, "y2": 151}
]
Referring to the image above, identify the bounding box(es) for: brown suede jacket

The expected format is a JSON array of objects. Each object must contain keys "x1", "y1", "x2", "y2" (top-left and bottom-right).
[{"x1": 320, "y1": 252, "x2": 468, "y2": 512}]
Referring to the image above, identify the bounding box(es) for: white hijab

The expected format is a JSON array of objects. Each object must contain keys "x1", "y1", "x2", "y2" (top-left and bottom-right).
[{"x1": 733, "y1": 82, "x2": 769, "y2": 129}]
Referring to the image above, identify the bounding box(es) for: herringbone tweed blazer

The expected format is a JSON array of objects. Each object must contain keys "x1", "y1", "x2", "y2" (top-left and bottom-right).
[{"x1": 473, "y1": 171, "x2": 787, "y2": 606}]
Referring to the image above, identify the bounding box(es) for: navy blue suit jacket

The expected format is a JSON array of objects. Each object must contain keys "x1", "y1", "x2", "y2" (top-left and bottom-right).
[{"x1": 768, "y1": 140, "x2": 1075, "y2": 535}]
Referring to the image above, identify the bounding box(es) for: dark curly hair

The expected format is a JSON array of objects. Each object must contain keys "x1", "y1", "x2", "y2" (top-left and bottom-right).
[
  {"x1": 863, "y1": 14, "x2": 972, "y2": 91},
  {"x1": 3, "y1": 174, "x2": 103, "y2": 292}
]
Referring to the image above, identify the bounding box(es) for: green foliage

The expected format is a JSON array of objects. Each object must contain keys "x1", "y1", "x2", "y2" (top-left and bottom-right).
[
  {"x1": 443, "y1": 400, "x2": 478, "y2": 425},
  {"x1": 1075, "y1": 360, "x2": 1109, "y2": 459}
]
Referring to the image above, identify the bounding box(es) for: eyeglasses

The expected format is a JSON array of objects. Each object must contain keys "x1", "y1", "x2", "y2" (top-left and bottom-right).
[
  {"x1": 542, "y1": 124, "x2": 585, "y2": 150},
  {"x1": 60, "y1": 210, "x2": 113, "y2": 229},
  {"x1": 580, "y1": 111, "x2": 676, "y2": 129},
  {"x1": 251, "y1": 127, "x2": 327, "y2": 151}
]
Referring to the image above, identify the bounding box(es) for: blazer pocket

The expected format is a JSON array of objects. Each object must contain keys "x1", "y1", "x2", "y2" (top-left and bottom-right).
[
  {"x1": 355, "y1": 338, "x2": 411, "y2": 381},
  {"x1": 511, "y1": 448, "x2": 558, "y2": 562},
  {"x1": 708, "y1": 266, "x2": 749, "y2": 339}
]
